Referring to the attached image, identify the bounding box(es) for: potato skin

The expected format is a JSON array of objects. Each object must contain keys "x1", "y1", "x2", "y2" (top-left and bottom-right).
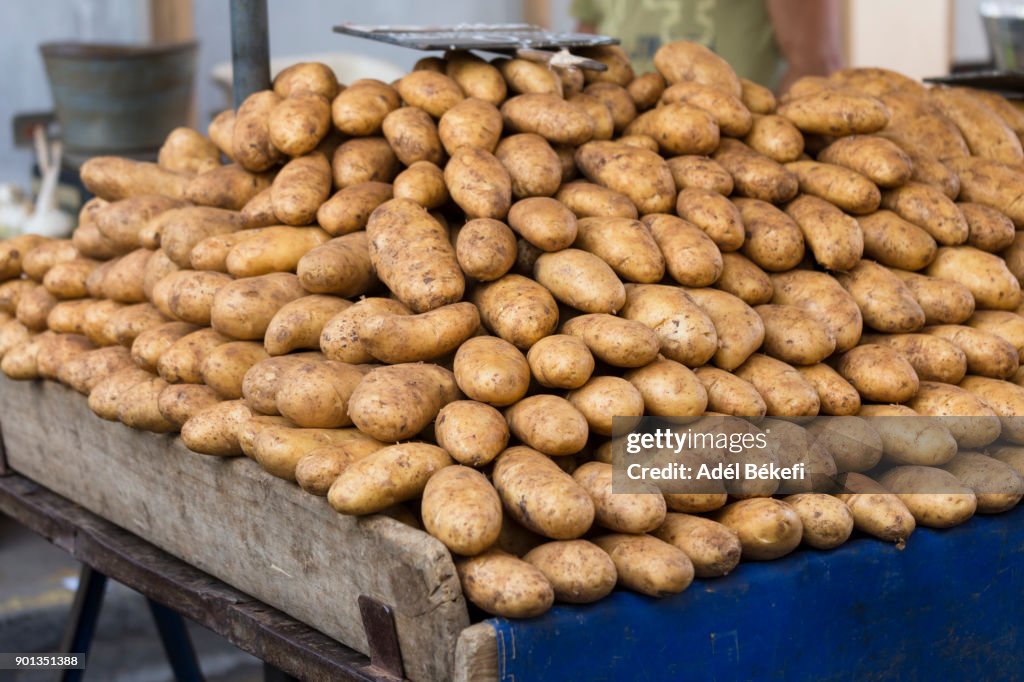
[
  {"x1": 501, "y1": 94, "x2": 595, "y2": 146},
  {"x1": 623, "y1": 102, "x2": 719, "y2": 156},
  {"x1": 456, "y1": 549, "x2": 554, "y2": 618},
  {"x1": 158, "y1": 127, "x2": 220, "y2": 176},
  {"x1": 456, "y1": 218, "x2": 517, "y2": 281},
  {"x1": 960, "y1": 202, "x2": 1015, "y2": 253},
  {"x1": 80, "y1": 156, "x2": 190, "y2": 202},
  {"x1": 180, "y1": 399, "x2": 251, "y2": 456},
  {"x1": 562, "y1": 313, "x2": 661, "y2": 369},
  {"x1": 331, "y1": 80, "x2": 399, "y2": 136},
  {"x1": 199, "y1": 341, "x2": 269, "y2": 399},
  {"x1": 210, "y1": 273, "x2": 305, "y2": 341},
  {"x1": 593, "y1": 534, "x2": 694, "y2": 597},
  {"x1": 716, "y1": 253, "x2": 773, "y2": 306},
  {"x1": 835, "y1": 472, "x2": 916, "y2": 542},
  {"x1": 817, "y1": 135, "x2": 912, "y2": 187},
  {"x1": 733, "y1": 354, "x2": 820, "y2": 417},
  {"x1": 575, "y1": 141, "x2": 676, "y2": 215},
  {"x1": 714, "y1": 498, "x2": 803, "y2": 560},
  {"x1": 958, "y1": 375, "x2": 1024, "y2": 444},
  {"x1": 573, "y1": 461, "x2": 666, "y2": 533},
  {"x1": 505, "y1": 396, "x2": 590, "y2": 457},
  {"x1": 861, "y1": 333, "x2": 967, "y2": 384},
  {"x1": 453, "y1": 336, "x2": 530, "y2": 407},
  {"x1": 494, "y1": 133, "x2": 562, "y2": 199},
  {"x1": 893, "y1": 271, "x2": 976, "y2": 325},
  {"x1": 836, "y1": 260, "x2": 925, "y2": 333},
  {"x1": 296, "y1": 232, "x2": 377, "y2": 299},
  {"x1": 881, "y1": 182, "x2": 969, "y2": 246},
  {"x1": 712, "y1": 139, "x2": 798, "y2": 204},
  {"x1": 926, "y1": 246, "x2": 1022, "y2": 311},
  {"x1": 319, "y1": 297, "x2": 409, "y2": 364},
  {"x1": 686, "y1": 288, "x2": 765, "y2": 371},
  {"x1": 268, "y1": 92, "x2": 331, "y2": 157},
  {"x1": 226, "y1": 226, "x2": 329, "y2": 278},
  {"x1": 567, "y1": 376, "x2": 645, "y2": 437},
  {"x1": 331, "y1": 137, "x2": 400, "y2": 188},
  {"x1": 784, "y1": 494, "x2": 854, "y2": 550},
  {"x1": 526, "y1": 334, "x2": 594, "y2": 389},
  {"x1": 294, "y1": 441, "x2": 384, "y2": 496},
  {"x1": 859, "y1": 404, "x2": 958, "y2": 466},
  {"x1": 653, "y1": 513, "x2": 742, "y2": 578},
  {"x1": 858, "y1": 211, "x2": 937, "y2": 271},
  {"x1": 786, "y1": 160, "x2": 881, "y2": 215},
  {"x1": 620, "y1": 284, "x2": 718, "y2": 368},
  {"x1": 946, "y1": 156, "x2": 1024, "y2": 228},
  {"x1": 778, "y1": 90, "x2": 890, "y2": 135},
  {"x1": 264, "y1": 295, "x2": 351, "y2": 356},
  {"x1": 241, "y1": 353, "x2": 321, "y2": 414},
  {"x1": 507, "y1": 197, "x2": 578, "y2": 252},
  {"x1": 523, "y1": 540, "x2": 617, "y2": 603},
  {"x1": 154, "y1": 270, "x2": 232, "y2": 326},
  {"x1": 492, "y1": 446, "x2": 595, "y2": 539},
  {"x1": 925, "y1": 324, "x2": 1019, "y2": 379},
  {"x1": 275, "y1": 360, "x2": 366, "y2": 428},
  {"x1": 231, "y1": 90, "x2": 284, "y2": 172},
  {"x1": 734, "y1": 198, "x2": 805, "y2": 272},
  {"x1": 57, "y1": 345, "x2": 134, "y2": 394},
  {"x1": 445, "y1": 53, "x2": 506, "y2": 105},
  {"x1": 421, "y1": 466, "x2": 502, "y2": 555},
  {"x1": 743, "y1": 115, "x2": 804, "y2": 163},
  {"x1": 785, "y1": 195, "x2": 864, "y2": 271},
  {"x1": 130, "y1": 321, "x2": 198, "y2": 372},
  {"x1": 908, "y1": 381, "x2": 1001, "y2": 449},
  {"x1": 838, "y1": 344, "x2": 920, "y2": 403},
  {"x1": 877, "y1": 466, "x2": 977, "y2": 528},
  {"x1": 444, "y1": 147, "x2": 512, "y2": 221},
  {"x1": 328, "y1": 442, "x2": 453, "y2": 514},
  {"x1": 693, "y1": 366, "x2": 766, "y2": 417},
  {"x1": 666, "y1": 155, "x2": 734, "y2": 195},
  {"x1": 361, "y1": 302, "x2": 479, "y2": 364},
  {"x1": 931, "y1": 87, "x2": 1023, "y2": 164},
  {"x1": 626, "y1": 358, "x2": 709, "y2": 417},
  {"x1": 396, "y1": 70, "x2": 464, "y2": 117},
  {"x1": 555, "y1": 181, "x2": 638, "y2": 219},
  {"x1": 348, "y1": 363, "x2": 459, "y2": 442},
  {"x1": 942, "y1": 452, "x2": 1024, "y2": 514},
  {"x1": 382, "y1": 106, "x2": 444, "y2": 167},
  {"x1": 392, "y1": 162, "x2": 447, "y2": 210},
  {"x1": 367, "y1": 199, "x2": 464, "y2": 312},
  {"x1": 157, "y1": 383, "x2": 221, "y2": 429},
  {"x1": 755, "y1": 304, "x2": 836, "y2": 365},
  {"x1": 159, "y1": 207, "x2": 245, "y2": 268},
  {"x1": 269, "y1": 154, "x2": 332, "y2": 227},
  {"x1": 654, "y1": 40, "x2": 741, "y2": 95},
  {"x1": 472, "y1": 274, "x2": 559, "y2": 349},
  {"x1": 435, "y1": 400, "x2": 510, "y2": 467},
  {"x1": 676, "y1": 188, "x2": 744, "y2": 251},
  {"x1": 643, "y1": 214, "x2": 722, "y2": 287},
  {"x1": 771, "y1": 270, "x2": 863, "y2": 352}
]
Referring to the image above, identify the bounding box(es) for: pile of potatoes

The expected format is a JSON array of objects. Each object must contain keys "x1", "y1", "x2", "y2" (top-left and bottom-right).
[{"x1": 4, "y1": 40, "x2": 1024, "y2": 619}]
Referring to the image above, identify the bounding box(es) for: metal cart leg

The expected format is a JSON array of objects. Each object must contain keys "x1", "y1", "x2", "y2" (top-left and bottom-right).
[
  {"x1": 262, "y1": 661, "x2": 299, "y2": 682},
  {"x1": 229, "y1": 0, "x2": 271, "y2": 107},
  {"x1": 148, "y1": 599, "x2": 206, "y2": 682},
  {"x1": 59, "y1": 565, "x2": 108, "y2": 682}
]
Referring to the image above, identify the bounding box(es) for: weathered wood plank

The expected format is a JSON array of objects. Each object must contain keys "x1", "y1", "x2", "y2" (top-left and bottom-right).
[
  {"x1": 454, "y1": 623, "x2": 499, "y2": 682},
  {"x1": 0, "y1": 376, "x2": 470, "y2": 682}
]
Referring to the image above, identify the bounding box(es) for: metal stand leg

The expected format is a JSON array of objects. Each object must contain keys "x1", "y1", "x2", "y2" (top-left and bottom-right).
[
  {"x1": 262, "y1": 661, "x2": 299, "y2": 682},
  {"x1": 148, "y1": 599, "x2": 205, "y2": 682},
  {"x1": 59, "y1": 565, "x2": 108, "y2": 682},
  {"x1": 229, "y1": 0, "x2": 271, "y2": 107}
]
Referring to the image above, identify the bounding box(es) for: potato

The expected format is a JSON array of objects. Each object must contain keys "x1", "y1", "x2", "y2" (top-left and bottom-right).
[
  {"x1": 804, "y1": 417, "x2": 883, "y2": 472},
  {"x1": 456, "y1": 549, "x2": 554, "y2": 618},
  {"x1": 159, "y1": 207, "x2": 245, "y2": 268},
  {"x1": 491, "y1": 445, "x2": 594, "y2": 538},
  {"x1": 179, "y1": 399, "x2": 253, "y2": 456},
  {"x1": 776, "y1": 493, "x2": 852, "y2": 550},
  {"x1": 692, "y1": 366, "x2": 765, "y2": 417},
  {"x1": 207, "y1": 272, "x2": 303, "y2": 340},
  {"x1": 294, "y1": 440, "x2": 384, "y2": 496},
  {"x1": 892, "y1": 270, "x2": 976, "y2": 325},
  {"x1": 381, "y1": 106, "x2": 444, "y2": 167},
  {"x1": 714, "y1": 498, "x2": 803, "y2": 560},
  {"x1": 623, "y1": 102, "x2": 719, "y2": 156},
  {"x1": 906, "y1": 381, "x2": 1001, "y2": 450},
  {"x1": 455, "y1": 218, "x2": 516, "y2": 281},
  {"x1": 592, "y1": 534, "x2": 694, "y2": 597},
  {"x1": 231, "y1": 90, "x2": 283, "y2": 171},
  {"x1": 742, "y1": 114, "x2": 804, "y2": 163},
  {"x1": 273, "y1": 61, "x2": 338, "y2": 99},
  {"x1": 331, "y1": 137, "x2": 400, "y2": 188},
  {"x1": 0, "y1": 320, "x2": 29, "y2": 360},
  {"x1": 43, "y1": 259, "x2": 100, "y2": 300},
  {"x1": 35, "y1": 333, "x2": 95, "y2": 380},
  {"x1": 445, "y1": 52, "x2": 506, "y2": 106},
  {"x1": 235, "y1": 414, "x2": 291, "y2": 457},
  {"x1": 861, "y1": 333, "x2": 967, "y2": 384},
  {"x1": 666, "y1": 155, "x2": 734, "y2": 194},
  {"x1": 837, "y1": 344, "x2": 920, "y2": 403},
  {"x1": 157, "y1": 383, "x2": 221, "y2": 429},
  {"x1": 1, "y1": 334, "x2": 47, "y2": 380},
  {"x1": 359, "y1": 302, "x2": 477, "y2": 365},
  {"x1": 493, "y1": 134, "x2": 562, "y2": 200},
  {"x1": 240, "y1": 353, "x2": 320, "y2": 414},
  {"x1": 45, "y1": 299, "x2": 93, "y2": 334},
  {"x1": 656, "y1": 80, "x2": 747, "y2": 135},
  {"x1": 156, "y1": 270, "x2": 232, "y2": 326},
  {"x1": 472, "y1": 274, "x2": 559, "y2": 349},
  {"x1": 755, "y1": 304, "x2": 836, "y2": 365},
  {"x1": 429, "y1": 99, "x2": 502, "y2": 161},
  {"x1": 960, "y1": 375, "x2": 1024, "y2": 444},
  {"x1": 859, "y1": 404, "x2": 958, "y2": 466},
  {"x1": 990, "y1": 446, "x2": 1024, "y2": 479},
  {"x1": 880, "y1": 182, "x2": 969, "y2": 246},
  {"x1": 326, "y1": 441, "x2": 452, "y2": 514},
  {"x1": 507, "y1": 392, "x2": 591, "y2": 455},
  {"x1": 836, "y1": 260, "x2": 926, "y2": 333},
  {"x1": 778, "y1": 90, "x2": 890, "y2": 135},
  {"x1": 624, "y1": 357, "x2": 708, "y2": 417},
  {"x1": 267, "y1": 92, "x2": 331, "y2": 157},
  {"x1": 92, "y1": 197, "x2": 183, "y2": 254},
  {"x1": 54, "y1": 344, "x2": 131, "y2": 393},
  {"x1": 348, "y1": 363, "x2": 459, "y2": 442},
  {"x1": 0, "y1": 280, "x2": 37, "y2": 315},
  {"x1": 447, "y1": 336, "x2": 529, "y2": 407},
  {"x1": 506, "y1": 197, "x2": 577, "y2": 252},
  {"x1": 521, "y1": 540, "x2": 616, "y2": 604},
  {"x1": 331, "y1": 80, "x2": 399, "y2": 136},
  {"x1": 207, "y1": 108, "x2": 235, "y2": 158},
  {"x1": 525, "y1": 334, "x2": 594, "y2": 390},
  {"x1": 816, "y1": 136, "x2": 911, "y2": 190},
  {"x1": 784, "y1": 195, "x2": 864, "y2": 271},
  {"x1": 0, "y1": 234, "x2": 49, "y2": 282},
  {"x1": 254, "y1": 425, "x2": 376, "y2": 481},
  {"x1": 435, "y1": 400, "x2": 509, "y2": 467},
  {"x1": 390, "y1": 163, "x2": 446, "y2": 211},
  {"x1": 653, "y1": 39, "x2": 740, "y2": 92},
  {"x1": 88, "y1": 365, "x2": 153, "y2": 415},
  {"x1": 81, "y1": 300, "x2": 124, "y2": 346},
  {"x1": 420, "y1": 466, "x2": 503, "y2": 556},
  {"x1": 532, "y1": 246, "x2": 625, "y2": 312},
  {"x1": 618, "y1": 284, "x2": 717, "y2": 368},
  {"x1": 574, "y1": 460, "x2": 666, "y2": 533},
  {"x1": 931, "y1": 87, "x2": 1023, "y2": 164},
  {"x1": 925, "y1": 324, "x2": 1019, "y2": 379},
  {"x1": 117, "y1": 376, "x2": 177, "y2": 432},
  {"x1": 731, "y1": 198, "x2": 803, "y2": 272},
  {"x1": 396, "y1": 70, "x2": 464, "y2": 117},
  {"x1": 130, "y1": 321, "x2": 198, "y2": 372},
  {"x1": 567, "y1": 376, "x2": 645, "y2": 437},
  {"x1": 199, "y1": 341, "x2": 269, "y2": 399},
  {"x1": 296, "y1": 232, "x2": 376, "y2": 298},
  {"x1": 835, "y1": 472, "x2": 917, "y2": 542},
  {"x1": 274, "y1": 359, "x2": 365, "y2": 428},
  {"x1": 21, "y1": 240, "x2": 78, "y2": 282},
  {"x1": 102, "y1": 248, "x2": 153, "y2": 304},
  {"x1": 687, "y1": 287, "x2": 767, "y2": 371},
  {"x1": 500, "y1": 93, "x2": 595, "y2": 146},
  {"x1": 715, "y1": 253, "x2": 772, "y2": 305},
  {"x1": 157, "y1": 127, "x2": 220, "y2": 175},
  {"x1": 958, "y1": 202, "x2": 1014, "y2": 253},
  {"x1": 771, "y1": 270, "x2": 863, "y2": 352},
  {"x1": 263, "y1": 295, "x2": 350, "y2": 356},
  {"x1": 561, "y1": 314, "x2": 660, "y2": 370},
  {"x1": 947, "y1": 156, "x2": 1024, "y2": 227},
  {"x1": 80, "y1": 156, "x2": 190, "y2": 202},
  {"x1": 651, "y1": 512, "x2": 742, "y2": 577},
  {"x1": 566, "y1": 94, "x2": 613, "y2": 141},
  {"x1": 156, "y1": 327, "x2": 229, "y2": 384},
  {"x1": 857, "y1": 211, "x2": 937, "y2": 271},
  {"x1": 927, "y1": 246, "x2": 1021, "y2": 311},
  {"x1": 942, "y1": 452, "x2": 1023, "y2": 513},
  {"x1": 553, "y1": 143, "x2": 578, "y2": 182},
  {"x1": 14, "y1": 285, "x2": 56, "y2": 331},
  {"x1": 319, "y1": 297, "x2": 408, "y2": 363},
  {"x1": 555, "y1": 181, "x2": 638, "y2": 219},
  {"x1": 73, "y1": 221, "x2": 122, "y2": 260},
  {"x1": 786, "y1": 161, "x2": 881, "y2": 215},
  {"x1": 642, "y1": 214, "x2": 722, "y2": 287},
  {"x1": 441, "y1": 147, "x2": 515, "y2": 221},
  {"x1": 268, "y1": 154, "x2": 331, "y2": 227},
  {"x1": 734, "y1": 354, "x2": 820, "y2": 416},
  {"x1": 226, "y1": 226, "x2": 329, "y2": 277},
  {"x1": 187, "y1": 157, "x2": 275, "y2": 209},
  {"x1": 878, "y1": 465, "x2": 977, "y2": 528},
  {"x1": 712, "y1": 139, "x2": 798, "y2": 204},
  {"x1": 675, "y1": 188, "x2": 744, "y2": 251}
]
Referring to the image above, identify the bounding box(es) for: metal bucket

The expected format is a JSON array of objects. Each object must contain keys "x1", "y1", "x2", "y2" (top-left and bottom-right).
[
  {"x1": 981, "y1": 2, "x2": 1024, "y2": 71},
  {"x1": 40, "y1": 41, "x2": 197, "y2": 155}
]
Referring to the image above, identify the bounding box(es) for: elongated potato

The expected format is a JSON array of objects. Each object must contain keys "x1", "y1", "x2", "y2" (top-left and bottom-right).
[
  {"x1": 743, "y1": 115, "x2": 804, "y2": 163},
  {"x1": 269, "y1": 154, "x2": 332, "y2": 227},
  {"x1": 778, "y1": 90, "x2": 890, "y2": 135},
  {"x1": 348, "y1": 363, "x2": 459, "y2": 442},
  {"x1": 931, "y1": 87, "x2": 1023, "y2": 164},
  {"x1": 712, "y1": 139, "x2": 798, "y2": 204},
  {"x1": 231, "y1": 90, "x2": 283, "y2": 171},
  {"x1": 798, "y1": 363, "x2": 863, "y2": 415},
  {"x1": 652, "y1": 513, "x2": 741, "y2": 578},
  {"x1": 507, "y1": 197, "x2": 577, "y2": 252},
  {"x1": 733, "y1": 198, "x2": 804, "y2": 272},
  {"x1": 159, "y1": 207, "x2": 245, "y2": 268},
  {"x1": 473, "y1": 274, "x2": 559, "y2": 349},
  {"x1": 877, "y1": 465, "x2": 977, "y2": 528},
  {"x1": 80, "y1": 156, "x2": 190, "y2": 202},
  {"x1": 859, "y1": 404, "x2": 958, "y2": 466},
  {"x1": 268, "y1": 92, "x2": 331, "y2": 157},
  {"x1": 626, "y1": 358, "x2": 709, "y2": 417},
  {"x1": 315, "y1": 182, "x2": 393, "y2": 238},
  {"x1": 320, "y1": 298, "x2": 411, "y2": 364},
  {"x1": 786, "y1": 160, "x2": 881, "y2": 215},
  {"x1": 455, "y1": 218, "x2": 517, "y2": 282},
  {"x1": 180, "y1": 399, "x2": 251, "y2": 456},
  {"x1": 623, "y1": 101, "x2": 719, "y2": 155},
  {"x1": 575, "y1": 141, "x2": 676, "y2": 214},
  {"x1": 296, "y1": 232, "x2": 377, "y2": 298},
  {"x1": 943, "y1": 452, "x2": 1023, "y2": 513},
  {"x1": 331, "y1": 137, "x2": 400, "y2": 188},
  {"x1": 666, "y1": 155, "x2": 734, "y2": 195},
  {"x1": 755, "y1": 304, "x2": 836, "y2": 365},
  {"x1": 501, "y1": 94, "x2": 595, "y2": 146},
  {"x1": 35, "y1": 333, "x2": 95, "y2": 380},
  {"x1": 805, "y1": 416, "x2": 883, "y2": 473},
  {"x1": 892, "y1": 270, "x2": 976, "y2": 325},
  {"x1": 435, "y1": 400, "x2": 510, "y2": 467},
  {"x1": 199, "y1": 341, "x2": 269, "y2": 399},
  {"x1": 621, "y1": 284, "x2": 719, "y2": 368},
  {"x1": 294, "y1": 440, "x2": 384, "y2": 496},
  {"x1": 567, "y1": 376, "x2": 645, "y2": 436},
  {"x1": 858, "y1": 211, "x2": 937, "y2": 271},
  {"x1": 117, "y1": 376, "x2": 177, "y2": 433},
  {"x1": 555, "y1": 181, "x2": 638, "y2": 219},
  {"x1": 331, "y1": 80, "x2": 399, "y2": 136},
  {"x1": 960, "y1": 202, "x2": 1015, "y2": 253},
  {"x1": 421, "y1": 466, "x2": 502, "y2": 555},
  {"x1": 157, "y1": 327, "x2": 229, "y2": 384},
  {"x1": 785, "y1": 195, "x2": 864, "y2": 271},
  {"x1": 396, "y1": 69, "x2": 464, "y2": 117},
  {"x1": 505, "y1": 396, "x2": 589, "y2": 457},
  {"x1": 104, "y1": 303, "x2": 168, "y2": 348},
  {"x1": 817, "y1": 135, "x2": 912, "y2": 187},
  {"x1": 715, "y1": 253, "x2": 772, "y2": 306},
  {"x1": 157, "y1": 383, "x2": 222, "y2": 430},
  {"x1": 861, "y1": 333, "x2": 967, "y2": 384},
  {"x1": 456, "y1": 549, "x2": 554, "y2": 618},
  {"x1": 835, "y1": 472, "x2": 916, "y2": 542},
  {"x1": 16, "y1": 285, "x2": 58, "y2": 331},
  {"x1": 836, "y1": 260, "x2": 925, "y2": 333},
  {"x1": 45, "y1": 299, "x2": 93, "y2": 334},
  {"x1": 241, "y1": 353, "x2": 322, "y2": 414},
  {"x1": 715, "y1": 498, "x2": 803, "y2": 560},
  {"x1": 523, "y1": 540, "x2": 617, "y2": 604},
  {"x1": 274, "y1": 360, "x2": 366, "y2": 428},
  {"x1": 693, "y1": 366, "x2": 766, "y2": 417},
  {"x1": 494, "y1": 133, "x2": 562, "y2": 199},
  {"x1": 367, "y1": 199, "x2": 464, "y2": 312},
  {"x1": 925, "y1": 324, "x2": 1019, "y2": 379},
  {"x1": 44, "y1": 259, "x2": 100, "y2": 300},
  {"x1": 784, "y1": 494, "x2": 854, "y2": 549},
  {"x1": 733, "y1": 354, "x2": 820, "y2": 416},
  {"x1": 675, "y1": 188, "x2": 744, "y2": 251},
  {"x1": 158, "y1": 127, "x2": 220, "y2": 175},
  {"x1": 130, "y1": 321, "x2": 198, "y2": 372},
  {"x1": 392, "y1": 162, "x2": 447, "y2": 210},
  {"x1": 95, "y1": 195, "x2": 187, "y2": 252},
  {"x1": 445, "y1": 52, "x2": 506, "y2": 106},
  {"x1": 81, "y1": 300, "x2": 124, "y2": 346},
  {"x1": 686, "y1": 288, "x2": 767, "y2": 371},
  {"x1": 946, "y1": 156, "x2": 1024, "y2": 227},
  {"x1": 453, "y1": 336, "x2": 530, "y2": 407},
  {"x1": 263, "y1": 295, "x2": 350, "y2": 356},
  {"x1": 255, "y1": 425, "x2": 375, "y2": 481},
  {"x1": 526, "y1": 334, "x2": 594, "y2": 390},
  {"x1": 568, "y1": 93, "x2": 614, "y2": 140},
  {"x1": 837, "y1": 345, "x2": 919, "y2": 403},
  {"x1": 360, "y1": 302, "x2": 479, "y2": 363},
  {"x1": 561, "y1": 313, "x2": 660, "y2": 368},
  {"x1": 643, "y1": 213, "x2": 722, "y2": 287},
  {"x1": 155, "y1": 270, "x2": 233, "y2": 326},
  {"x1": 908, "y1": 381, "x2": 1001, "y2": 449},
  {"x1": 594, "y1": 534, "x2": 694, "y2": 597},
  {"x1": 926, "y1": 246, "x2": 1022, "y2": 311},
  {"x1": 881, "y1": 182, "x2": 969, "y2": 246},
  {"x1": 492, "y1": 446, "x2": 595, "y2": 538},
  {"x1": 771, "y1": 270, "x2": 863, "y2": 352},
  {"x1": 58, "y1": 345, "x2": 134, "y2": 395},
  {"x1": 574, "y1": 461, "x2": 666, "y2": 533},
  {"x1": 960, "y1": 375, "x2": 1024, "y2": 444},
  {"x1": 382, "y1": 106, "x2": 444, "y2": 167}
]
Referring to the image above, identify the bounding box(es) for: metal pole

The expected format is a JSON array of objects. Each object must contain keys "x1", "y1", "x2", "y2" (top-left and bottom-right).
[{"x1": 230, "y1": 0, "x2": 271, "y2": 108}]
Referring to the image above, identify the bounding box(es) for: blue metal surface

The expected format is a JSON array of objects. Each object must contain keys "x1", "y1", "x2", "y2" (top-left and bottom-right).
[{"x1": 490, "y1": 505, "x2": 1024, "y2": 682}]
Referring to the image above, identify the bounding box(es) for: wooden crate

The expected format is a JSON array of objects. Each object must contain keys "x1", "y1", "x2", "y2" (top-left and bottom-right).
[{"x1": 0, "y1": 376, "x2": 498, "y2": 682}]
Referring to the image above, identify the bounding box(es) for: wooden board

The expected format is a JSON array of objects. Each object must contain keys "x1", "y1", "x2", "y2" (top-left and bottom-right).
[{"x1": 0, "y1": 376, "x2": 470, "y2": 682}]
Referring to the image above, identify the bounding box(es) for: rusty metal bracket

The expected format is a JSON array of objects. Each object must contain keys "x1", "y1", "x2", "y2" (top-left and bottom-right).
[{"x1": 358, "y1": 596, "x2": 405, "y2": 681}]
